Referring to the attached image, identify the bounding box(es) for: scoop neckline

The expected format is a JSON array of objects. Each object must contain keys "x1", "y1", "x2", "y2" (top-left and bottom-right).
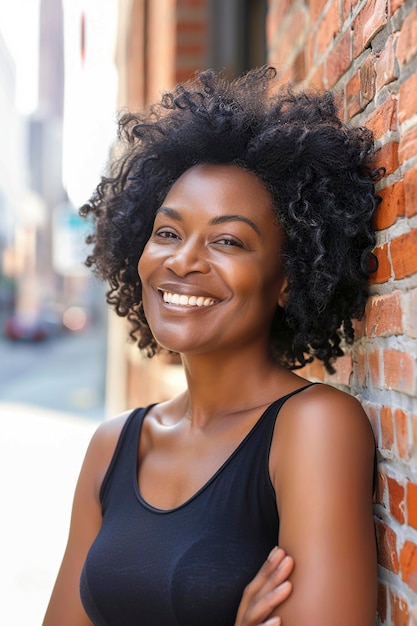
[
  {"x1": 131, "y1": 382, "x2": 318, "y2": 514},
  {"x1": 132, "y1": 398, "x2": 281, "y2": 515}
]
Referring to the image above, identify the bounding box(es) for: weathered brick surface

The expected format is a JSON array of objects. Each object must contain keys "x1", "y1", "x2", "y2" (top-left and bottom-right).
[
  {"x1": 387, "y1": 476, "x2": 405, "y2": 523},
  {"x1": 266, "y1": 0, "x2": 417, "y2": 621},
  {"x1": 396, "y1": 4, "x2": 417, "y2": 66},
  {"x1": 400, "y1": 541, "x2": 417, "y2": 594},
  {"x1": 365, "y1": 291, "x2": 403, "y2": 337},
  {"x1": 404, "y1": 165, "x2": 417, "y2": 218},
  {"x1": 353, "y1": 0, "x2": 388, "y2": 57},
  {"x1": 374, "y1": 181, "x2": 405, "y2": 230},
  {"x1": 376, "y1": 520, "x2": 400, "y2": 573},
  {"x1": 375, "y1": 33, "x2": 398, "y2": 91},
  {"x1": 391, "y1": 230, "x2": 417, "y2": 279}
]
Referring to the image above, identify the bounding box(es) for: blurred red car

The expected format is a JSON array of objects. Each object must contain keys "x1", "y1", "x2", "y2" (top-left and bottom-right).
[{"x1": 3, "y1": 314, "x2": 49, "y2": 341}]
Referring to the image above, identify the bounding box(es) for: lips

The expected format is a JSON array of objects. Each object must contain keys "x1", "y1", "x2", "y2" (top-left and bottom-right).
[{"x1": 162, "y1": 291, "x2": 216, "y2": 307}]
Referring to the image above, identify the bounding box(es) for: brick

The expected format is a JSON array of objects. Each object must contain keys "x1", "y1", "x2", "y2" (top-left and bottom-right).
[
  {"x1": 398, "y1": 72, "x2": 417, "y2": 125},
  {"x1": 359, "y1": 54, "x2": 377, "y2": 105},
  {"x1": 353, "y1": 347, "x2": 366, "y2": 386},
  {"x1": 267, "y1": 0, "x2": 292, "y2": 44},
  {"x1": 394, "y1": 408, "x2": 410, "y2": 458},
  {"x1": 374, "y1": 181, "x2": 405, "y2": 230},
  {"x1": 365, "y1": 291, "x2": 403, "y2": 337},
  {"x1": 353, "y1": 0, "x2": 388, "y2": 57},
  {"x1": 343, "y1": 0, "x2": 360, "y2": 21},
  {"x1": 365, "y1": 96, "x2": 397, "y2": 140},
  {"x1": 399, "y1": 127, "x2": 417, "y2": 166},
  {"x1": 375, "y1": 34, "x2": 398, "y2": 91},
  {"x1": 390, "y1": 0, "x2": 406, "y2": 13},
  {"x1": 400, "y1": 541, "x2": 417, "y2": 593},
  {"x1": 404, "y1": 165, "x2": 417, "y2": 218},
  {"x1": 397, "y1": 5, "x2": 417, "y2": 66},
  {"x1": 369, "y1": 348, "x2": 381, "y2": 386},
  {"x1": 383, "y1": 349, "x2": 415, "y2": 394},
  {"x1": 408, "y1": 483, "x2": 417, "y2": 530},
  {"x1": 406, "y1": 289, "x2": 417, "y2": 338},
  {"x1": 309, "y1": 0, "x2": 327, "y2": 21},
  {"x1": 376, "y1": 519, "x2": 400, "y2": 573},
  {"x1": 325, "y1": 29, "x2": 351, "y2": 87},
  {"x1": 374, "y1": 141, "x2": 399, "y2": 176},
  {"x1": 390, "y1": 590, "x2": 409, "y2": 626},
  {"x1": 381, "y1": 406, "x2": 394, "y2": 450},
  {"x1": 386, "y1": 476, "x2": 405, "y2": 523},
  {"x1": 391, "y1": 230, "x2": 417, "y2": 279},
  {"x1": 369, "y1": 243, "x2": 391, "y2": 283},
  {"x1": 317, "y1": 1, "x2": 341, "y2": 56},
  {"x1": 306, "y1": 30, "x2": 316, "y2": 70},
  {"x1": 308, "y1": 63, "x2": 325, "y2": 89},
  {"x1": 413, "y1": 415, "x2": 417, "y2": 463},
  {"x1": 346, "y1": 71, "x2": 361, "y2": 117},
  {"x1": 377, "y1": 581, "x2": 388, "y2": 623}
]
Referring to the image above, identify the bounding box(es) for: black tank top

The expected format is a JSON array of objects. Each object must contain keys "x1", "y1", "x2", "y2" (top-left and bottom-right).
[{"x1": 80, "y1": 384, "x2": 315, "y2": 626}]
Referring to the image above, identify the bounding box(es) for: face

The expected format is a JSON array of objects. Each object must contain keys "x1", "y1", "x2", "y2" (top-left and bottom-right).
[{"x1": 138, "y1": 163, "x2": 288, "y2": 357}]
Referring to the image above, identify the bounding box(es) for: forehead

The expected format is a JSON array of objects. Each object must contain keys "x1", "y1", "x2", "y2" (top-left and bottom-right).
[{"x1": 162, "y1": 163, "x2": 275, "y2": 219}]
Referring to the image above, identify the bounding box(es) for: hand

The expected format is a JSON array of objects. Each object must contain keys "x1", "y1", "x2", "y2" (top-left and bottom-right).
[{"x1": 234, "y1": 547, "x2": 294, "y2": 626}]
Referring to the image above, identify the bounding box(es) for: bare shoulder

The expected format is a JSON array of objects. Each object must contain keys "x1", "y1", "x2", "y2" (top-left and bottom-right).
[
  {"x1": 271, "y1": 383, "x2": 375, "y2": 499},
  {"x1": 277, "y1": 382, "x2": 373, "y2": 443}
]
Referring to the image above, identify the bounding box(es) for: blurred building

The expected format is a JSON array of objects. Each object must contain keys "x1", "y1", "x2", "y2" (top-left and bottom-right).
[
  {"x1": 0, "y1": 32, "x2": 28, "y2": 314},
  {"x1": 116, "y1": 0, "x2": 267, "y2": 111}
]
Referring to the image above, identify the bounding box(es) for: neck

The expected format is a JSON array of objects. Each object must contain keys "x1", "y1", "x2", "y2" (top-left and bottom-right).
[{"x1": 179, "y1": 346, "x2": 284, "y2": 426}]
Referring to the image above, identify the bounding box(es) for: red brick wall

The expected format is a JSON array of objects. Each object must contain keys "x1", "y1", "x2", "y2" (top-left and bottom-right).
[{"x1": 267, "y1": 1, "x2": 417, "y2": 623}]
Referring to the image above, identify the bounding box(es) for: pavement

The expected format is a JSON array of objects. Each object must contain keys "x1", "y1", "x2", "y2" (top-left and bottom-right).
[{"x1": 0, "y1": 402, "x2": 99, "y2": 626}]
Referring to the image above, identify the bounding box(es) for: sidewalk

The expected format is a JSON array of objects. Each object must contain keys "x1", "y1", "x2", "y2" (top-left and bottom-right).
[{"x1": 0, "y1": 403, "x2": 99, "y2": 626}]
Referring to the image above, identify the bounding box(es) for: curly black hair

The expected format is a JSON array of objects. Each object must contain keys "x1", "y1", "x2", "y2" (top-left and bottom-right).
[{"x1": 81, "y1": 66, "x2": 382, "y2": 373}]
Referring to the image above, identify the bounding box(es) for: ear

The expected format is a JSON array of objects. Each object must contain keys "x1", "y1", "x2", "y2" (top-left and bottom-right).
[{"x1": 277, "y1": 277, "x2": 289, "y2": 308}]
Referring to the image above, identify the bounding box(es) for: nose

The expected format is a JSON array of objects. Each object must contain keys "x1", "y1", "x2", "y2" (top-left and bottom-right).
[{"x1": 163, "y1": 238, "x2": 210, "y2": 277}]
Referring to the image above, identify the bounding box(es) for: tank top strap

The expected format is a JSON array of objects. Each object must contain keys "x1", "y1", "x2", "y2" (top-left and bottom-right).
[
  {"x1": 99, "y1": 404, "x2": 155, "y2": 505},
  {"x1": 255, "y1": 382, "x2": 320, "y2": 447}
]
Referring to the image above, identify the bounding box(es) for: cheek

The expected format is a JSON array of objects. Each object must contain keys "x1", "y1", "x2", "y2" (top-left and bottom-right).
[{"x1": 137, "y1": 245, "x2": 151, "y2": 283}]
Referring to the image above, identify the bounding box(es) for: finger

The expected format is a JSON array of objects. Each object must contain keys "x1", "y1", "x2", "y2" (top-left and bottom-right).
[
  {"x1": 242, "y1": 580, "x2": 292, "y2": 626},
  {"x1": 248, "y1": 554, "x2": 294, "y2": 602},
  {"x1": 235, "y1": 549, "x2": 292, "y2": 626},
  {"x1": 242, "y1": 547, "x2": 288, "y2": 599},
  {"x1": 269, "y1": 555, "x2": 294, "y2": 589}
]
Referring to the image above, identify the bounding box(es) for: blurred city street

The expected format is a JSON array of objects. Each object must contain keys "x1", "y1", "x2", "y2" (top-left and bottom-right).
[
  {"x1": 0, "y1": 316, "x2": 107, "y2": 625},
  {"x1": 0, "y1": 312, "x2": 107, "y2": 420}
]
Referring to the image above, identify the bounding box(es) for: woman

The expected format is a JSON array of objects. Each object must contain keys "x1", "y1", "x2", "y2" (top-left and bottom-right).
[{"x1": 43, "y1": 67, "x2": 380, "y2": 626}]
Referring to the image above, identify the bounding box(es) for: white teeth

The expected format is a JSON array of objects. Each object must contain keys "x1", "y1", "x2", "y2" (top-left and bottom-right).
[{"x1": 162, "y1": 292, "x2": 215, "y2": 307}]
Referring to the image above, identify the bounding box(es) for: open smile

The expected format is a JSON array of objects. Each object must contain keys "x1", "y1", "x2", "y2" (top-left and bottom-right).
[{"x1": 161, "y1": 291, "x2": 217, "y2": 307}]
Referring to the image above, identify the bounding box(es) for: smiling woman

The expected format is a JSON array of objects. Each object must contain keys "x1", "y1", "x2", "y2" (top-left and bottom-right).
[{"x1": 43, "y1": 67, "x2": 382, "y2": 626}]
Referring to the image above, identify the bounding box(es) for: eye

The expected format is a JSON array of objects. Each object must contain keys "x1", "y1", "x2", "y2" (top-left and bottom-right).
[
  {"x1": 214, "y1": 237, "x2": 245, "y2": 248},
  {"x1": 154, "y1": 229, "x2": 180, "y2": 240}
]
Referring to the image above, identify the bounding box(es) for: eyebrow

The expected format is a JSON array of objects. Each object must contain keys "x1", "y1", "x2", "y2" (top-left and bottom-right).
[{"x1": 156, "y1": 206, "x2": 261, "y2": 235}]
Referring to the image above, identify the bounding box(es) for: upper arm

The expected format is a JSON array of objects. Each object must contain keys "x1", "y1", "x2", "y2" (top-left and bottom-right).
[
  {"x1": 42, "y1": 414, "x2": 129, "y2": 626},
  {"x1": 270, "y1": 386, "x2": 377, "y2": 626}
]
